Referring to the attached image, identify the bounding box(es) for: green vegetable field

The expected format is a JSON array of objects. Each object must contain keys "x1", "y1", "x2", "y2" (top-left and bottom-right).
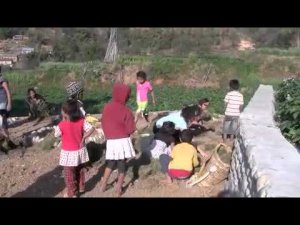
[{"x1": 275, "y1": 78, "x2": 300, "y2": 146}]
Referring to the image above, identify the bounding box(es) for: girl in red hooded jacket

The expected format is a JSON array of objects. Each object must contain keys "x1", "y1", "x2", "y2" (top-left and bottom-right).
[{"x1": 100, "y1": 83, "x2": 136, "y2": 197}]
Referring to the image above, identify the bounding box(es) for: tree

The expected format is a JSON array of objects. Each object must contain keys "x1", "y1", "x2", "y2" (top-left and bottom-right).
[
  {"x1": 0, "y1": 28, "x2": 27, "y2": 39},
  {"x1": 104, "y1": 28, "x2": 118, "y2": 63}
]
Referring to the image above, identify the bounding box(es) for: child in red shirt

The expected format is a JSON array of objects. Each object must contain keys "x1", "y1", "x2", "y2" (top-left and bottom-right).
[
  {"x1": 54, "y1": 100, "x2": 94, "y2": 197},
  {"x1": 100, "y1": 83, "x2": 136, "y2": 197}
]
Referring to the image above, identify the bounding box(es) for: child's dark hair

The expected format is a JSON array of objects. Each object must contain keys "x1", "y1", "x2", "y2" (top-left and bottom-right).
[
  {"x1": 161, "y1": 121, "x2": 176, "y2": 135},
  {"x1": 180, "y1": 129, "x2": 194, "y2": 143},
  {"x1": 229, "y1": 79, "x2": 240, "y2": 90},
  {"x1": 62, "y1": 99, "x2": 82, "y2": 122},
  {"x1": 198, "y1": 98, "x2": 209, "y2": 106},
  {"x1": 136, "y1": 71, "x2": 147, "y2": 80},
  {"x1": 181, "y1": 105, "x2": 201, "y2": 123},
  {"x1": 27, "y1": 88, "x2": 36, "y2": 96}
]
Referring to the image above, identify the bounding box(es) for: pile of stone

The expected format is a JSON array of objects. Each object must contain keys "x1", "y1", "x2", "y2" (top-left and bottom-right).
[{"x1": 238, "y1": 39, "x2": 255, "y2": 51}]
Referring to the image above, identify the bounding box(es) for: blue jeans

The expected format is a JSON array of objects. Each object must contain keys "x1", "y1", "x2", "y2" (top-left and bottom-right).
[{"x1": 159, "y1": 154, "x2": 172, "y2": 174}]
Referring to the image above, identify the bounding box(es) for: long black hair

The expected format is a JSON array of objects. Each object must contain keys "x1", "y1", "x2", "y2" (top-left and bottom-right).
[
  {"x1": 27, "y1": 88, "x2": 45, "y2": 101},
  {"x1": 27, "y1": 88, "x2": 36, "y2": 96},
  {"x1": 160, "y1": 121, "x2": 176, "y2": 135},
  {"x1": 62, "y1": 99, "x2": 82, "y2": 122},
  {"x1": 181, "y1": 105, "x2": 201, "y2": 123}
]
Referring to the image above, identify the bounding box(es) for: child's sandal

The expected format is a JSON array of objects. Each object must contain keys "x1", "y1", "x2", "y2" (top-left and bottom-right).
[
  {"x1": 63, "y1": 193, "x2": 77, "y2": 198},
  {"x1": 114, "y1": 189, "x2": 123, "y2": 197}
]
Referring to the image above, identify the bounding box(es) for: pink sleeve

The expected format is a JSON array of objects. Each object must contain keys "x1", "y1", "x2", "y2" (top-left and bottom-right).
[{"x1": 147, "y1": 81, "x2": 153, "y2": 91}]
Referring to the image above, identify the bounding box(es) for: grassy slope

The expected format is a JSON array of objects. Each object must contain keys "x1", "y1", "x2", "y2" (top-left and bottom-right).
[{"x1": 5, "y1": 51, "x2": 291, "y2": 117}]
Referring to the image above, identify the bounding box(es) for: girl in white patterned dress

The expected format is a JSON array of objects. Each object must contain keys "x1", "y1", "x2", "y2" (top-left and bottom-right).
[{"x1": 54, "y1": 100, "x2": 94, "y2": 198}]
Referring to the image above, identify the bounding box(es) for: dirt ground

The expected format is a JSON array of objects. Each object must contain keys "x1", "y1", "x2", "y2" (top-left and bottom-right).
[{"x1": 0, "y1": 115, "x2": 227, "y2": 198}]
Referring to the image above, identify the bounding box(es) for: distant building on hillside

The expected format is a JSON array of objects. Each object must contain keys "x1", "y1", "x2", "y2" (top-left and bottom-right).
[
  {"x1": 13, "y1": 35, "x2": 29, "y2": 41},
  {"x1": 0, "y1": 54, "x2": 18, "y2": 63},
  {"x1": 21, "y1": 47, "x2": 34, "y2": 54},
  {"x1": 0, "y1": 59, "x2": 13, "y2": 68}
]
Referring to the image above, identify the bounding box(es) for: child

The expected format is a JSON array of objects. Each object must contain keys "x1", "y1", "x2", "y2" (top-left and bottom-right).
[
  {"x1": 222, "y1": 79, "x2": 244, "y2": 144},
  {"x1": 25, "y1": 88, "x2": 49, "y2": 119},
  {"x1": 135, "y1": 71, "x2": 156, "y2": 124},
  {"x1": 54, "y1": 100, "x2": 95, "y2": 197},
  {"x1": 189, "y1": 98, "x2": 215, "y2": 135},
  {"x1": 0, "y1": 66, "x2": 12, "y2": 140},
  {"x1": 198, "y1": 98, "x2": 210, "y2": 112},
  {"x1": 147, "y1": 121, "x2": 176, "y2": 159},
  {"x1": 160, "y1": 129, "x2": 199, "y2": 184},
  {"x1": 154, "y1": 105, "x2": 201, "y2": 143},
  {"x1": 65, "y1": 81, "x2": 86, "y2": 117},
  {"x1": 100, "y1": 83, "x2": 136, "y2": 197}
]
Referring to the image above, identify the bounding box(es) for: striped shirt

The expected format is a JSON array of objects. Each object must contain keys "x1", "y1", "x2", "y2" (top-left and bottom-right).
[{"x1": 224, "y1": 91, "x2": 244, "y2": 116}]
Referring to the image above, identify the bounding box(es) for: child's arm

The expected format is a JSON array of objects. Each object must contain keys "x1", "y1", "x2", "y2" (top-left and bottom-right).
[
  {"x1": 193, "y1": 149, "x2": 200, "y2": 167},
  {"x1": 151, "y1": 90, "x2": 156, "y2": 105},
  {"x1": 53, "y1": 125, "x2": 62, "y2": 138},
  {"x1": 239, "y1": 94, "x2": 244, "y2": 112},
  {"x1": 224, "y1": 93, "x2": 229, "y2": 111},
  {"x1": 170, "y1": 142, "x2": 175, "y2": 150},
  {"x1": 148, "y1": 82, "x2": 156, "y2": 105},
  {"x1": 82, "y1": 127, "x2": 95, "y2": 144},
  {"x1": 2, "y1": 81, "x2": 12, "y2": 111},
  {"x1": 81, "y1": 120, "x2": 95, "y2": 146},
  {"x1": 125, "y1": 111, "x2": 136, "y2": 135},
  {"x1": 197, "y1": 146, "x2": 210, "y2": 159},
  {"x1": 170, "y1": 146, "x2": 175, "y2": 159},
  {"x1": 80, "y1": 107, "x2": 86, "y2": 117}
]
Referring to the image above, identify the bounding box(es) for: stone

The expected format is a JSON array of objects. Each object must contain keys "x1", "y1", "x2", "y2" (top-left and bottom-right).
[
  {"x1": 226, "y1": 85, "x2": 300, "y2": 197},
  {"x1": 258, "y1": 187, "x2": 268, "y2": 197},
  {"x1": 251, "y1": 168, "x2": 257, "y2": 178},
  {"x1": 243, "y1": 179, "x2": 248, "y2": 190},
  {"x1": 246, "y1": 168, "x2": 251, "y2": 177},
  {"x1": 231, "y1": 159, "x2": 236, "y2": 168},
  {"x1": 245, "y1": 189, "x2": 251, "y2": 197},
  {"x1": 257, "y1": 175, "x2": 269, "y2": 191}
]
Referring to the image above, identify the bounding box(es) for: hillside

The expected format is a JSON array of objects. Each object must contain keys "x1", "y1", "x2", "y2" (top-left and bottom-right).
[
  {"x1": 1, "y1": 28, "x2": 300, "y2": 198},
  {"x1": 1, "y1": 28, "x2": 300, "y2": 62},
  {"x1": 4, "y1": 51, "x2": 298, "y2": 117},
  {"x1": 1, "y1": 28, "x2": 300, "y2": 117}
]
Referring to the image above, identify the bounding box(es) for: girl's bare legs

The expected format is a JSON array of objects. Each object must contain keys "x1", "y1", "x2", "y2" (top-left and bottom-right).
[
  {"x1": 114, "y1": 160, "x2": 126, "y2": 197},
  {"x1": 99, "y1": 167, "x2": 112, "y2": 192},
  {"x1": 115, "y1": 172, "x2": 125, "y2": 197}
]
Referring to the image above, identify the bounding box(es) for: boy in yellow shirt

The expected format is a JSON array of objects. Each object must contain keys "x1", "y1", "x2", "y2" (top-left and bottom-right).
[{"x1": 159, "y1": 129, "x2": 199, "y2": 184}]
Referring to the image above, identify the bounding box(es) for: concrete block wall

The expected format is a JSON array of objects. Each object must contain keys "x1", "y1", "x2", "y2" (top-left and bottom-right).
[{"x1": 226, "y1": 85, "x2": 300, "y2": 197}]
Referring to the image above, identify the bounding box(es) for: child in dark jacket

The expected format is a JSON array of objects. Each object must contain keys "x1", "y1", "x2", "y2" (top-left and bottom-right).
[
  {"x1": 100, "y1": 83, "x2": 136, "y2": 197},
  {"x1": 147, "y1": 121, "x2": 176, "y2": 159}
]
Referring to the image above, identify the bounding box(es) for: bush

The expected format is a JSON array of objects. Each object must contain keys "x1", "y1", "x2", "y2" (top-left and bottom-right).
[{"x1": 275, "y1": 78, "x2": 300, "y2": 144}]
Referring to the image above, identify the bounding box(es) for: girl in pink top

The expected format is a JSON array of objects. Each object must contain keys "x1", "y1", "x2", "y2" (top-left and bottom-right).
[
  {"x1": 135, "y1": 71, "x2": 156, "y2": 124},
  {"x1": 54, "y1": 100, "x2": 94, "y2": 197}
]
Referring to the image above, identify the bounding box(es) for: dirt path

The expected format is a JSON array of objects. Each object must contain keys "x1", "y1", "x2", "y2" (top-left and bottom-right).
[{"x1": 0, "y1": 117, "x2": 226, "y2": 198}]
